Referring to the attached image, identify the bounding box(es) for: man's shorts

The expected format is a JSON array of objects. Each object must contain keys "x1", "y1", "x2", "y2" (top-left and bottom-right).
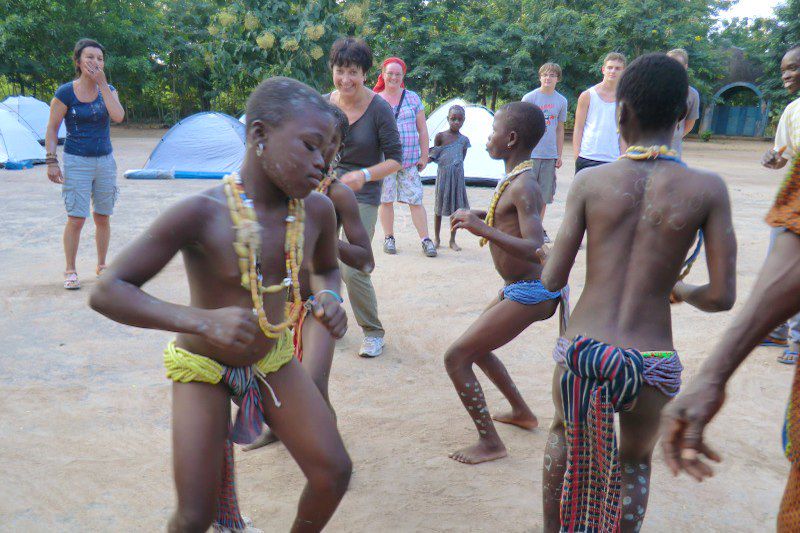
[
  {"x1": 530, "y1": 159, "x2": 557, "y2": 204},
  {"x1": 381, "y1": 166, "x2": 423, "y2": 205},
  {"x1": 574, "y1": 156, "x2": 609, "y2": 175},
  {"x1": 62, "y1": 152, "x2": 118, "y2": 218}
]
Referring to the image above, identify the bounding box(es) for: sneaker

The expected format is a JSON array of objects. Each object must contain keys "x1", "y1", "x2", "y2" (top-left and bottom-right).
[
  {"x1": 383, "y1": 236, "x2": 397, "y2": 255},
  {"x1": 422, "y1": 238, "x2": 437, "y2": 257},
  {"x1": 359, "y1": 336, "x2": 385, "y2": 358},
  {"x1": 543, "y1": 231, "x2": 552, "y2": 244}
]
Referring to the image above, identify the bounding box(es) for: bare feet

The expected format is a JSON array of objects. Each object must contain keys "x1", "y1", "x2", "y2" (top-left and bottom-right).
[
  {"x1": 434, "y1": 238, "x2": 441, "y2": 249},
  {"x1": 449, "y1": 240, "x2": 461, "y2": 252},
  {"x1": 492, "y1": 409, "x2": 539, "y2": 430},
  {"x1": 448, "y1": 440, "x2": 507, "y2": 464},
  {"x1": 241, "y1": 429, "x2": 279, "y2": 451}
]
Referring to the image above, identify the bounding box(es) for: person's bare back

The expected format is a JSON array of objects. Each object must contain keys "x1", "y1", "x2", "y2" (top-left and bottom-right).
[
  {"x1": 540, "y1": 53, "x2": 738, "y2": 533},
  {"x1": 546, "y1": 158, "x2": 735, "y2": 351}
]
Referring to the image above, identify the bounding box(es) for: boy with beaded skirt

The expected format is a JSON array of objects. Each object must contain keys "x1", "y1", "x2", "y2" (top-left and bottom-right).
[
  {"x1": 89, "y1": 78, "x2": 351, "y2": 533},
  {"x1": 538, "y1": 54, "x2": 736, "y2": 532}
]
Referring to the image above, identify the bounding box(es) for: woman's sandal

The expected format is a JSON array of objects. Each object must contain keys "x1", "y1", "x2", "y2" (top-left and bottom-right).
[
  {"x1": 96, "y1": 264, "x2": 107, "y2": 277},
  {"x1": 64, "y1": 271, "x2": 81, "y2": 290},
  {"x1": 778, "y1": 350, "x2": 799, "y2": 365}
]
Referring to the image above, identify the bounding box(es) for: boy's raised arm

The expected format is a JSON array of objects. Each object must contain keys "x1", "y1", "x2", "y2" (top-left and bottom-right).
[
  {"x1": 671, "y1": 175, "x2": 737, "y2": 312},
  {"x1": 451, "y1": 178, "x2": 545, "y2": 263},
  {"x1": 540, "y1": 173, "x2": 587, "y2": 292}
]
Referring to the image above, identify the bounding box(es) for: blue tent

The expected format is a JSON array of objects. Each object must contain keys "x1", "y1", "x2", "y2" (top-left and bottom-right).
[{"x1": 125, "y1": 112, "x2": 245, "y2": 179}]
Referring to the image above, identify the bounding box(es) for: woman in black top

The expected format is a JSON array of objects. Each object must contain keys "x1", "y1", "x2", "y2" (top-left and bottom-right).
[{"x1": 328, "y1": 37, "x2": 402, "y2": 357}]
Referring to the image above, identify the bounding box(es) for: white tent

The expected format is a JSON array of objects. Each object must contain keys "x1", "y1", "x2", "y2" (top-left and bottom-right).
[
  {"x1": 1, "y1": 95, "x2": 66, "y2": 143},
  {"x1": 0, "y1": 109, "x2": 46, "y2": 166},
  {"x1": 421, "y1": 98, "x2": 505, "y2": 186}
]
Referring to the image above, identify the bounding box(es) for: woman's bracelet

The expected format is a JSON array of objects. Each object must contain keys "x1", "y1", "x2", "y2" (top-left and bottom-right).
[{"x1": 361, "y1": 168, "x2": 372, "y2": 182}]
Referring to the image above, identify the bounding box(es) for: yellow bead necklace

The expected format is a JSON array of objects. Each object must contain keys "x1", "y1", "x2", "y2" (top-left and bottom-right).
[
  {"x1": 621, "y1": 145, "x2": 680, "y2": 161},
  {"x1": 223, "y1": 173, "x2": 305, "y2": 338},
  {"x1": 316, "y1": 168, "x2": 336, "y2": 195},
  {"x1": 480, "y1": 160, "x2": 534, "y2": 247}
]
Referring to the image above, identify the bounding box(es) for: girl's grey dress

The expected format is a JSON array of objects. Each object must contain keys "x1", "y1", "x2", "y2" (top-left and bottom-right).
[{"x1": 431, "y1": 134, "x2": 470, "y2": 217}]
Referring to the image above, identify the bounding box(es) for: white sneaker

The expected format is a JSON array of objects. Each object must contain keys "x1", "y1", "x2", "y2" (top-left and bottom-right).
[{"x1": 359, "y1": 336, "x2": 385, "y2": 358}]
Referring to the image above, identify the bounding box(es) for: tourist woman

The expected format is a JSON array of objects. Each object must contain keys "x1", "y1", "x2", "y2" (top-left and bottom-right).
[{"x1": 46, "y1": 38, "x2": 125, "y2": 289}]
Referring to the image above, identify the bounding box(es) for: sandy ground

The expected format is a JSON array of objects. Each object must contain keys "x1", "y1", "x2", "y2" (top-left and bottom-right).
[{"x1": 0, "y1": 129, "x2": 794, "y2": 532}]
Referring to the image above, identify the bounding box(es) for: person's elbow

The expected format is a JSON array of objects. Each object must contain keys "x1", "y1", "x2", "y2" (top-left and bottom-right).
[
  {"x1": 540, "y1": 267, "x2": 565, "y2": 293},
  {"x1": 89, "y1": 277, "x2": 114, "y2": 314},
  {"x1": 361, "y1": 257, "x2": 375, "y2": 274},
  {"x1": 110, "y1": 109, "x2": 125, "y2": 123},
  {"x1": 387, "y1": 158, "x2": 402, "y2": 173}
]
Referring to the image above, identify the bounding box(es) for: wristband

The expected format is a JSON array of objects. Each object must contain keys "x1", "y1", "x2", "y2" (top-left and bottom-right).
[
  {"x1": 361, "y1": 168, "x2": 372, "y2": 182},
  {"x1": 315, "y1": 289, "x2": 344, "y2": 303},
  {"x1": 304, "y1": 290, "x2": 344, "y2": 311}
]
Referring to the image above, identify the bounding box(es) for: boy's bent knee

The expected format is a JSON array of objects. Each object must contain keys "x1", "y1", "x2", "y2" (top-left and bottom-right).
[
  {"x1": 444, "y1": 346, "x2": 470, "y2": 373},
  {"x1": 310, "y1": 453, "x2": 352, "y2": 496}
]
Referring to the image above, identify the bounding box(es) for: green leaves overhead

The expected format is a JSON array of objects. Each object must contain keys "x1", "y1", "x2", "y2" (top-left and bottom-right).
[{"x1": 0, "y1": 0, "x2": 793, "y2": 125}]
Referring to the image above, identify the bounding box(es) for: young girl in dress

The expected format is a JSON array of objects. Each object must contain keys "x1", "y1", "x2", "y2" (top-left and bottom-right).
[{"x1": 430, "y1": 105, "x2": 470, "y2": 251}]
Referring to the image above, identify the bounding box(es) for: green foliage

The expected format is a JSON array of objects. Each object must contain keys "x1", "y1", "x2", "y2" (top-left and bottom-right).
[
  {"x1": 0, "y1": 0, "x2": 794, "y2": 126},
  {"x1": 701, "y1": 130, "x2": 713, "y2": 142}
]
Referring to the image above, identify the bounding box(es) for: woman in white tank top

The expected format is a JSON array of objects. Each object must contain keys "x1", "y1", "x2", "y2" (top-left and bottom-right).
[{"x1": 579, "y1": 87, "x2": 620, "y2": 163}]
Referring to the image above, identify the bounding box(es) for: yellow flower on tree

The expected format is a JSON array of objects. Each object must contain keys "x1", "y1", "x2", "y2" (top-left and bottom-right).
[
  {"x1": 310, "y1": 46, "x2": 324, "y2": 60},
  {"x1": 244, "y1": 13, "x2": 260, "y2": 31},
  {"x1": 208, "y1": 24, "x2": 219, "y2": 36},
  {"x1": 344, "y1": 5, "x2": 364, "y2": 26},
  {"x1": 305, "y1": 24, "x2": 325, "y2": 41},
  {"x1": 218, "y1": 11, "x2": 236, "y2": 28},
  {"x1": 256, "y1": 32, "x2": 276, "y2": 50},
  {"x1": 282, "y1": 37, "x2": 300, "y2": 52}
]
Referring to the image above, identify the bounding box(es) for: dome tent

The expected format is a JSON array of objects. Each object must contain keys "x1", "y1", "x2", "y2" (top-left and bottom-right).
[
  {"x1": 0, "y1": 95, "x2": 66, "y2": 143},
  {"x1": 420, "y1": 98, "x2": 505, "y2": 187},
  {"x1": 0, "y1": 109, "x2": 46, "y2": 168},
  {"x1": 125, "y1": 112, "x2": 245, "y2": 180}
]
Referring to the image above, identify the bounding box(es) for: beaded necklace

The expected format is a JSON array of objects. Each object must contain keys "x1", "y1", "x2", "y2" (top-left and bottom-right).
[
  {"x1": 317, "y1": 169, "x2": 336, "y2": 195},
  {"x1": 223, "y1": 173, "x2": 305, "y2": 338},
  {"x1": 621, "y1": 145, "x2": 681, "y2": 163},
  {"x1": 479, "y1": 160, "x2": 534, "y2": 247}
]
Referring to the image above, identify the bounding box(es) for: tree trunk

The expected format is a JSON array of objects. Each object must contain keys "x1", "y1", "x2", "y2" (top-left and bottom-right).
[{"x1": 490, "y1": 88, "x2": 498, "y2": 111}]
